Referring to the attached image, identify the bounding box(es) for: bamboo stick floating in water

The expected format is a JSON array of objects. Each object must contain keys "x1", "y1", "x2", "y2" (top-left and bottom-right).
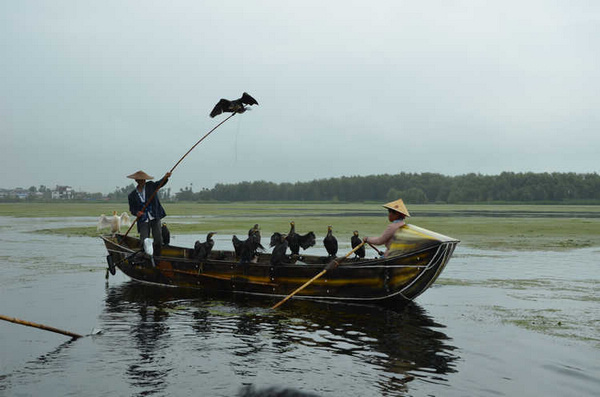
[{"x1": 0, "y1": 314, "x2": 83, "y2": 339}]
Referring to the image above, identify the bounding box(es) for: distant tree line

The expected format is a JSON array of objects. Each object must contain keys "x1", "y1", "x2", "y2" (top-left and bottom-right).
[{"x1": 171, "y1": 172, "x2": 600, "y2": 204}]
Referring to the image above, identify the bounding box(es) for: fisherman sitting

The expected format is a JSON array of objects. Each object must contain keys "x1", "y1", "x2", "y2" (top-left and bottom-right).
[{"x1": 363, "y1": 198, "x2": 410, "y2": 257}]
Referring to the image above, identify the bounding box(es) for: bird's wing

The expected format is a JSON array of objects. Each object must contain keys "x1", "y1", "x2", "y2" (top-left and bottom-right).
[
  {"x1": 120, "y1": 212, "x2": 131, "y2": 227},
  {"x1": 209, "y1": 99, "x2": 230, "y2": 118},
  {"x1": 299, "y1": 232, "x2": 316, "y2": 249},
  {"x1": 97, "y1": 215, "x2": 112, "y2": 231},
  {"x1": 241, "y1": 92, "x2": 258, "y2": 106}
]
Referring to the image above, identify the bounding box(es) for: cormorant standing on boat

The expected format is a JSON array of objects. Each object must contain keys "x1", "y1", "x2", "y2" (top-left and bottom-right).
[
  {"x1": 193, "y1": 232, "x2": 216, "y2": 260},
  {"x1": 286, "y1": 221, "x2": 299, "y2": 254},
  {"x1": 270, "y1": 232, "x2": 283, "y2": 248},
  {"x1": 161, "y1": 223, "x2": 170, "y2": 245},
  {"x1": 248, "y1": 224, "x2": 259, "y2": 237},
  {"x1": 286, "y1": 221, "x2": 316, "y2": 255},
  {"x1": 248, "y1": 223, "x2": 264, "y2": 251},
  {"x1": 351, "y1": 230, "x2": 365, "y2": 259},
  {"x1": 270, "y1": 233, "x2": 289, "y2": 266},
  {"x1": 323, "y1": 225, "x2": 338, "y2": 258},
  {"x1": 233, "y1": 233, "x2": 262, "y2": 264},
  {"x1": 232, "y1": 235, "x2": 244, "y2": 257},
  {"x1": 209, "y1": 92, "x2": 258, "y2": 118}
]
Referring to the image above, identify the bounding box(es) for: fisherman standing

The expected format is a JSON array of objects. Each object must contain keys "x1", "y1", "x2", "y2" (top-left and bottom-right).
[{"x1": 127, "y1": 170, "x2": 171, "y2": 252}]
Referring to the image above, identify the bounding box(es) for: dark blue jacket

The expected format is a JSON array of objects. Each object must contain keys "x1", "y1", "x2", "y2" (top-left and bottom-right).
[{"x1": 128, "y1": 177, "x2": 168, "y2": 231}]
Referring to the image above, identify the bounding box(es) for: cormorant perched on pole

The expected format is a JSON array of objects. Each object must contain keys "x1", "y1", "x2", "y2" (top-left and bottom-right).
[
  {"x1": 323, "y1": 225, "x2": 338, "y2": 258},
  {"x1": 209, "y1": 92, "x2": 258, "y2": 118},
  {"x1": 193, "y1": 232, "x2": 216, "y2": 260},
  {"x1": 351, "y1": 230, "x2": 365, "y2": 259}
]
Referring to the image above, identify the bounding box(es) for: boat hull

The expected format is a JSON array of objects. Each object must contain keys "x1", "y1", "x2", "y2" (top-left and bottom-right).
[{"x1": 101, "y1": 225, "x2": 458, "y2": 307}]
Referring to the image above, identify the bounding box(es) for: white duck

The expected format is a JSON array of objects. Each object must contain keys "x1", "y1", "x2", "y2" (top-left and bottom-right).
[{"x1": 97, "y1": 211, "x2": 131, "y2": 234}]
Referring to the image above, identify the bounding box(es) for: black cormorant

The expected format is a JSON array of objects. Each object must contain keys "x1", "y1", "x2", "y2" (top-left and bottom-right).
[
  {"x1": 161, "y1": 223, "x2": 170, "y2": 245},
  {"x1": 270, "y1": 232, "x2": 284, "y2": 248},
  {"x1": 286, "y1": 221, "x2": 316, "y2": 255},
  {"x1": 248, "y1": 223, "x2": 264, "y2": 250},
  {"x1": 233, "y1": 232, "x2": 263, "y2": 264},
  {"x1": 323, "y1": 225, "x2": 338, "y2": 258},
  {"x1": 209, "y1": 92, "x2": 258, "y2": 118},
  {"x1": 193, "y1": 232, "x2": 216, "y2": 260},
  {"x1": 270, "y1": 233, "x2": 289, "y2": 266},
  {"x1": 351, "y1": 230, "x2": 365, "y2": 259}
]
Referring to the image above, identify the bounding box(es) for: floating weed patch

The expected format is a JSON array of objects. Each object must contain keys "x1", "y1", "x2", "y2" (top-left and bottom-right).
[
  {"x1": 453, "y1": 252, "x2": 506, "y2": 259},
  {"x1": 488, "y1": 306, "x2": 600, "y2": 347},
  {"x1": 508, "y1": 283, "x2": 600, "y2": 303},
  {"x1": 33, "y1": 227, "x2": 100, "y2": 237},
  {"x1": 556, "y1": 239, "x2": 593, "y2": 249},
  {"x1": 487, "y1": 278, "x2": 554, "y2": 290},
  {"x1": 435, "y1": 278, "x2": 478, "y2": 287}
]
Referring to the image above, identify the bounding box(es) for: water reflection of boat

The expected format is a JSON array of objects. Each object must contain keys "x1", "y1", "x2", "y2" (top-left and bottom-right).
[
  {"x1": 102, "y1": 281, "x2": 459, "y2": 395},
  {"x1": 101, "y1": 224, "x2": 458, "y2": 307}
]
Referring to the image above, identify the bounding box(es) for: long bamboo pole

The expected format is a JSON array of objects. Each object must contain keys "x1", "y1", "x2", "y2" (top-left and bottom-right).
[
  {"x1": 122, "y1": 112, "x2": 238, "y2": 238},
  {"x1": 271, "y1": 241, "x2": 367, "y2": 309},
  {"x1": 0, "y1": 314, "x2": 83, "y2": 339}
]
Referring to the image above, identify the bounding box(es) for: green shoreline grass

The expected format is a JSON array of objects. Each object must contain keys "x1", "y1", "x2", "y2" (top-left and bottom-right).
[{"x1": 2, "y1": 202, "x2": 599, "y2": 251}]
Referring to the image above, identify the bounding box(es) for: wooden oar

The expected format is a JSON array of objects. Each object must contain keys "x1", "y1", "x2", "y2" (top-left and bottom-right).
[
  {"x1": 123, "y1": 111, "x2": 239, "y2": 239},
  {"x1": 367, "y1": 242, "x2": 384, "y2": 256},
  {"x1": 271, "y1": 241, "x2": 366, "y2": 309},
  {"x1": 0, "y1": 314, "x2": 82, "y2": 339}
]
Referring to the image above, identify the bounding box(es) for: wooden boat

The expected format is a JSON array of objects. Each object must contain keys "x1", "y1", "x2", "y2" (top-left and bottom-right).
[{"x1": 101, "y1": 224, "x2": 458, "y2": 307}]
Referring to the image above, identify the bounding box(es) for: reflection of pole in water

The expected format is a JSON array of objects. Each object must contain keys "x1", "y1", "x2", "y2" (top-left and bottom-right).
[{"x1": 0, "y1": 335, "x2": 81, "y2": 386}]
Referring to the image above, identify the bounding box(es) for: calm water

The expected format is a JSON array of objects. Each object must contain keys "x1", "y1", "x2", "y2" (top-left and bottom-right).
[{"x1": 0, "y1": 216, "x2": 599, "y2": 396}]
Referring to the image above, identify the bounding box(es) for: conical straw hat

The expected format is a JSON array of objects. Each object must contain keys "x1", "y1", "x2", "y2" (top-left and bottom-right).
[
  {"x1": 127, "y1": 170, "x2": 154, "y2": 180},
  {"x1": 382, "y1": 198, "x2": 410, "y2": 217}
]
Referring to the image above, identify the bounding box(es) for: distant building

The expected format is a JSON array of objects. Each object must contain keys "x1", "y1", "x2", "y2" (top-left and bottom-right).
[
  {"x1": 0, "y1": 188, "x2": 30, "y2": 199},
  {"x1": 52, "y1": 185, "x2": 74, "y2": 200},
  {"x1": 14, "y1": 189, "x2": 29, "y2": 199}
]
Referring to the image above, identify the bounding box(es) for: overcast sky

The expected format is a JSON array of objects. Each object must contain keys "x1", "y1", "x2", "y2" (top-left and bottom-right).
[{"x1": 2, "y1": 1, "x2": 599, "y2": 194}]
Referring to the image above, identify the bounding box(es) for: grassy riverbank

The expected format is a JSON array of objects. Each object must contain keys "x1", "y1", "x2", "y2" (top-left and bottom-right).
[{"x1": 2, "y1": 202, "x2": 599, "y2": 250}]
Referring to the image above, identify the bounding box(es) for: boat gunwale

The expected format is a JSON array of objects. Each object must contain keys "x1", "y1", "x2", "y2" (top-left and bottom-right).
[
  {"x1": 101, "y1": 233, "x2": 459, "y2": 304},
  {"x1": 101, "y1": 234, "x2": 449, "y2": 270}
]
